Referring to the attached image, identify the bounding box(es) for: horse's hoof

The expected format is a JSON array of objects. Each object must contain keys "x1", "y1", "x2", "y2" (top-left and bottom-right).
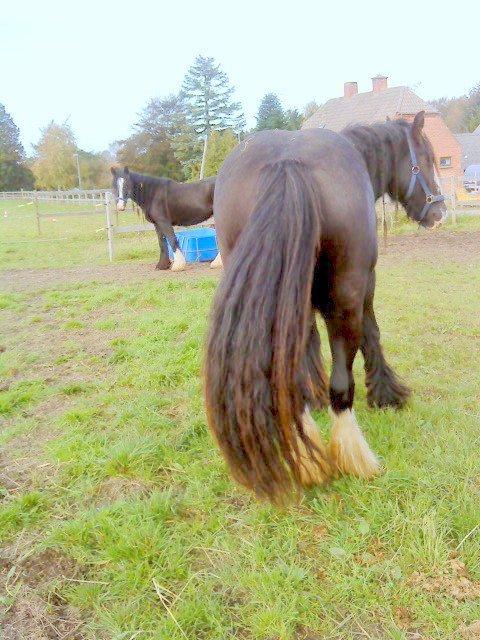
[
  {"x1": 367, "y1": 382, "x2": 411, "y2": 409},
  {"x1": 171, "y1": 262, "x2": 186, "y2": 272},
  {"x1": 155, "y1": 262, "x2": 171, "y2": 271},
  {"x1": 210, "y1": 254, "x2": 223, "y2": 269}
]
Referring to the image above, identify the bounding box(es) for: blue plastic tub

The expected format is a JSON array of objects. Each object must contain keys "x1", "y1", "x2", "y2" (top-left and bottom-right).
[{"x1": 167, "y1": 228, "x2": 218, "y2": 263}]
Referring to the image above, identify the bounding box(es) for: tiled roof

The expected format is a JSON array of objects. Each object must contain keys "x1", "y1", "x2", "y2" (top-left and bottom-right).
[
  {"x1": 455, "y1": 131, "x2": 480, "y2": 168},
  {"x1": 302, "y1": 86, "x2": 435, "y2": 132}
]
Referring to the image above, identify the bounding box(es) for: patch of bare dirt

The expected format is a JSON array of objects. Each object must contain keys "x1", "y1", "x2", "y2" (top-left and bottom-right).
[
  {"x1": 408, "y1": 554, "x2": 480, "y2": 602},
  {"x1": 1, "y1": 591, "x2": 85, "y2": 640},
  {"x1": 460, "y1": 621, "x2": 480, "y2": 639},
  {"x1": 378, "y1": 228, "x2": 480, "y2": 267},
  {"x1": 0, "y1": 395, "x2": 76, "y2": 498},
  {"x1": 93, "y1": 476, "x2": 152, "y2": 506},
  {"x1": 1, "y1": 229, "x2": 479, "y2": 295},
  {"x1": 1, "y1": 260, "x2": 215, "y2": 293},
  {"x1": 0, "y1": 545, "x2": 86, "y2": 639}
]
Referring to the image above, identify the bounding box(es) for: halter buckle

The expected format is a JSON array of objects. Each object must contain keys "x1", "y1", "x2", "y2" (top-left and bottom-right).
[
  {"x1": 411, "y1": 165, "x2": 420, "y2": 175},
  {"x1": 426, "y1": 194, "x2": 434, "y2": 204}
]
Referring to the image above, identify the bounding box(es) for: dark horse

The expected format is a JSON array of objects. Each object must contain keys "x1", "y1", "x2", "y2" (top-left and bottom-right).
[
  {"x1": 205, "y1": 111, "x2": 446, "y2": 502},
  {"x1": 110, "y1": 167, "x2": 216, "y2": 270}
]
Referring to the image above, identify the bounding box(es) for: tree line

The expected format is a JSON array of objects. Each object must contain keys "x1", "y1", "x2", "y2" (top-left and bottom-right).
[
  {"x1": 1, "y1": 55, "x2": 317, "y2": 191},
  {"x1": 3, "y1": 60, "x2": 479, "y2": 191},
  {"x1": 431, "y1": 83, "x2": 480, "y2": 133}
]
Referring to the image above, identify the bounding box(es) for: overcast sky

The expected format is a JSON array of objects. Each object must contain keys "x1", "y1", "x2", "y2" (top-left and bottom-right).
[{"x1": 2, "y1": 0, "x2": 478, "y2": 154}]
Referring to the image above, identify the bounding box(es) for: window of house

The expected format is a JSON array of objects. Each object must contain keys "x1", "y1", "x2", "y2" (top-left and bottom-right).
[{"x1": 439, "y1": 156, "x2": 452, "y2": 167}]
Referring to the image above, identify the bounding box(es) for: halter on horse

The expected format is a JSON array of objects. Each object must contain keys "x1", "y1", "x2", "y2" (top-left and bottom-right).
[{"x1": 405, "y1": 129, "x2": 445, "y2": 223}]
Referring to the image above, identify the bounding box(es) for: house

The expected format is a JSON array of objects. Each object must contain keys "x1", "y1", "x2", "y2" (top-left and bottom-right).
[
  {"x1": 455, "y1": 125, "x2": 480, "y2": 170},
  {"x1": 302, "y1": 76, "x2": 463, "y2": 183}
]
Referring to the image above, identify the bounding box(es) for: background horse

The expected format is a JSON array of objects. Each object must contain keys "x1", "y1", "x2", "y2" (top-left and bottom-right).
[
  {"x1": 205, "y1": 111, "x2": 446, "y2": 503},
  {"x1": 111, "y1": 167, "x2": 216, "y2": 271}
]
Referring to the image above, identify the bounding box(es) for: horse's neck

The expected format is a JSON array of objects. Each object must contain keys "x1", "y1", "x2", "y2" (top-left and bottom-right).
[
  {"x1": 344, "y1": 123, "x2": 402, "y2": 200},
  {"x1": 132, "y1": 175, "x2": 164, "y2": 211}
]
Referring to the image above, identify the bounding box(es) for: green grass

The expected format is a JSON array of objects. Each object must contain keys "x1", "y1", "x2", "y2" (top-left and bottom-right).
[
  {"x1": 0, "y1": 198, "x2": 160, "y2": 269},
  {"x1": 1, "y1": 240, "x2": 479, "y2": 639}
]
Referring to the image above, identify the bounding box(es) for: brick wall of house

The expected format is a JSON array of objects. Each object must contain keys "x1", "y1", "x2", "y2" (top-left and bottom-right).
[{"x1": 401, "y1": 113, "x2": 462, "y2": 184}]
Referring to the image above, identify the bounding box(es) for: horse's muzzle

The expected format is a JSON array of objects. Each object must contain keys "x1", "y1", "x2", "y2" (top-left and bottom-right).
[{"x1": 116, "y1": 200, "x2": 126, "y2": 212}]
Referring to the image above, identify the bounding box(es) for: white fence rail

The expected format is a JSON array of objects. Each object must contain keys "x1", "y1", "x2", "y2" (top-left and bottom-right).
[{"x1": 0, "y1": 189, "x2": 107, "y2": 202}]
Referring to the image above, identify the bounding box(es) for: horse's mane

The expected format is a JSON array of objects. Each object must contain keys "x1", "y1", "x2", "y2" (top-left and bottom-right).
[
  {"x1": 342, "y1": 120, "x2": 409, "y2": 198},
  {"x1": 342, "y1": 119, "x2": 435, "y2": 200},
  {"x1": 128, "y1": 171, "x2": 170, "y2": 216}
]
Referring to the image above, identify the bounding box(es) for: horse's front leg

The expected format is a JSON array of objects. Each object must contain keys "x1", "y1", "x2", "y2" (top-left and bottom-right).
[
  {"x1": 361, "y1": 272, "x2": 411, "y2": 408},
  {"x1": 157, "y1": 219, "x2": 186, "y2": 272},
  {"x1": 154, "y1": 225, "x2": 171, "y2": 270}
]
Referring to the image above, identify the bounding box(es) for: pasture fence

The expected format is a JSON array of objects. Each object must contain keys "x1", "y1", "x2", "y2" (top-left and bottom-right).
[
  {"x1": 1, "y1": 178, "x2": 479, "y2": 268},
  {"x1": 0, "y1": 188, "x2": 214, "y2": 266},
  {"x1": 0, "y1": 189, "x2": 108, "y2": 203}
]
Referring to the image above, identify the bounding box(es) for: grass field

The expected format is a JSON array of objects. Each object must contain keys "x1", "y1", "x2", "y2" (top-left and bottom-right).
[
  {"x1": 1, "y1": 211, "x2": 480, "y2": 639},
  {"x1": 0, "y1": 198, "x2": 161, "y2": 270}
]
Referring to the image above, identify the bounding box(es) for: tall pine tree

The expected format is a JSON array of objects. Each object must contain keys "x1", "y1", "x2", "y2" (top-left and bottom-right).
[
  {"x1": 255, "y1": 94, "x2": 303, "y2": 131},
  {"x1": 256, "y1": 93, "x2": 286, "y2": 130},
  {"x1": 182, "y1": 55, "x2": 242, "y2": 177},
  {"x1": 0, "y1": 104, "x2": 34, "y2": 190},
  {"x1": 182, "y1": 56, "x2": 242, "y2": 134}
]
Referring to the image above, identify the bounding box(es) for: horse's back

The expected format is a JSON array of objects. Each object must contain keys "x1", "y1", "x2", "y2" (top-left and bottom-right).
[
  {"x1": 168, "y1": 176, "x2": 215, "y2": 225},
  {"x1": 214, "y1": 128, "x2": 377, "y2": 261}
]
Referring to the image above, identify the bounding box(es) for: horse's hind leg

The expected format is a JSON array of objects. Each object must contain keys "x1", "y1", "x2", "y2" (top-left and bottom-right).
[
  {"x1": 325, "y1": 282, "x2": 381, "y2": 478},
  {"x1": 301, "y1": 315, "x2": 329, "y2": 410},
  {"x1": 294, "y1": 406, "x2": 332, "y2": 487},
  {"x1": 291, "y1": 316, "x2": 332, "y2": 487},
  {"x1": 361, "y1": 272, "x2": 411, "y2": 408}
]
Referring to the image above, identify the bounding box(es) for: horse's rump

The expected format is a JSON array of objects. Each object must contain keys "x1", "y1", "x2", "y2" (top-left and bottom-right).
[{"x1": 205, "y1": 158, "x2": 330, "y2": 502}]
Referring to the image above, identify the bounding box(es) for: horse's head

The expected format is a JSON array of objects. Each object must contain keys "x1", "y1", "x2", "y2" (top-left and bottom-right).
[
  {"x1": 394, "y1": 112, "x2": 447, "y2": 228},
  {"x1": 110, "y1": 166, "x2": 133, "y2": 212}
]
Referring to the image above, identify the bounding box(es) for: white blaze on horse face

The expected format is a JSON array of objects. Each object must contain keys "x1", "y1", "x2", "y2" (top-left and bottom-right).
[
  {"x1": 171, "y1": 248, "x2": 187, "y2": 271},
  {"x1": 116, "y1": 177, "x2": 125, "y2": 211}
]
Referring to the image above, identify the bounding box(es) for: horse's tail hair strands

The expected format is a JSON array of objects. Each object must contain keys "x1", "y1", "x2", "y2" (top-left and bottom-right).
[{"x1": 204, "y1": 159, "x2": 333, "y2": 503}]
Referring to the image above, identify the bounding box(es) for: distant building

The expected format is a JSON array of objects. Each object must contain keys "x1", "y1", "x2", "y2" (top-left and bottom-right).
[
  {"x1": 302, "y1": 76, "x2": 462, "y2": 180},
  {"x1": 455, "y1": 125, "x2": 480, "y2": 170}
]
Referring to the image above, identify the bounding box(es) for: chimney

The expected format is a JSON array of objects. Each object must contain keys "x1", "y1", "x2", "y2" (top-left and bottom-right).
[
  {"x1": 372, "y1": 75, "x2": 388, "y2": 93},
  {"x1": 344, "y1": 81, "x2": 358, "y2": 98}
]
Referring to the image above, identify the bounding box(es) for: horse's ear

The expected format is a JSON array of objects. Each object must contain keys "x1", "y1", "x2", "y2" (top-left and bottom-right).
[
  {"x1": 110, "y1": 166, "x2": 117, "y2": 176},
  {"x1": 386, "y1": 115, "x2": 391, "y2": 122},
  {"x1": 412, "y1": 111, "x2": 425, "y2": 137},
  {"x1": 124, "y1": 166, "x2": 129, "y2": 175}
]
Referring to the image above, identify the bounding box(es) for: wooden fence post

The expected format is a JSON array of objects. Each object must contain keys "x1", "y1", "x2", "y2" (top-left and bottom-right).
[
  {"x1": 451, "y1": 176, "x2": 457, "y2": 224},
  {"x1": 105, "y1": 191, "x2": 114, "y2": 262},
  {"x1": 34, "y1": 196, "x2": 41, "y2": 235}
]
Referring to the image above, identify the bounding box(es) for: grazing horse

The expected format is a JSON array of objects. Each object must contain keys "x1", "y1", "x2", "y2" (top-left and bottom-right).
[
  {"x1": 110, "y1": 167, "x2": 216, "y2": 271},
  {"x1": 205, "y1": 111, "x2": 446, "y2": 503}
]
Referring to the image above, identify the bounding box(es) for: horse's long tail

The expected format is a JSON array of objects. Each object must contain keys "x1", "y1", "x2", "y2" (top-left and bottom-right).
[{"x1": 205, "y1": 159, "x2": 332, "y2": 502}]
